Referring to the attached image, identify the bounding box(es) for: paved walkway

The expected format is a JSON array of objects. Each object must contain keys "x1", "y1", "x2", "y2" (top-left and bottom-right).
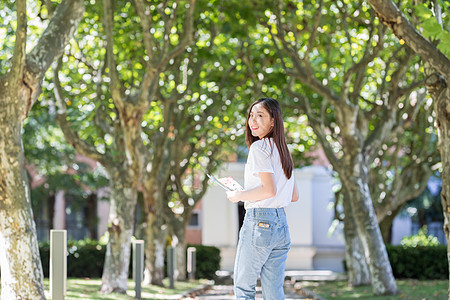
[
  {"x1": 182, "y1": 282, "x2": 307, "y2": 299},
  {"x1": 181, "y1": 270, "x2": 343, "y2": 300}
]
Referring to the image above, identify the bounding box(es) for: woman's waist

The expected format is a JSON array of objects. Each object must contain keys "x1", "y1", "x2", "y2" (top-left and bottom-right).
[{"x1": 244, "y1": 207, "x2": 286, "y2": 217}]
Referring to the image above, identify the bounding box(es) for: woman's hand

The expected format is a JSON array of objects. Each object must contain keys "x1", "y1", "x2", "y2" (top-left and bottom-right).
[{"x1": 226, "y1": 190, "x2": 242, "y2": 203}]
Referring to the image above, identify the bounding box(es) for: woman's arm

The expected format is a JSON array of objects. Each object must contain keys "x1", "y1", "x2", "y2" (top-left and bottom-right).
[
  {"x1": 226, "y1": 172, "x2": 276, "y2": 203},
  {"x1": 291, "y1": 181, "x2": 299, "y2": 202}
]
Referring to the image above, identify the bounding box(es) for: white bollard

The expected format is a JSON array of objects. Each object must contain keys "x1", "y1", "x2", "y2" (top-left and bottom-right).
[
  {"x1": 167, "y1": 246, "x2": 175, "y2": 289},
  {"x1": 50, "y1": 229, "x2": 67, "y2": 300},
  {"x1": 133, "y1": 240, "x2": 145, "y2": 299},
  {"x1": 187, "y1": 247, "x2": 196, "y2": 281}
]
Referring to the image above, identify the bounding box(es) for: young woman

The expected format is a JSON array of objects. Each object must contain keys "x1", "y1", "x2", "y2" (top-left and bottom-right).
[{"x1": 227, "y1": 98, "x2": 299, "y2": 300}]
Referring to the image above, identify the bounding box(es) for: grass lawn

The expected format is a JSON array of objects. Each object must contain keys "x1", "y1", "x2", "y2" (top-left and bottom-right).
[
  {"x1": 299, "y1": 279, "x2": 448, "y2": 300},
  {"x1": 1, "y1": 278, "x2": 210, "y2": 299}
]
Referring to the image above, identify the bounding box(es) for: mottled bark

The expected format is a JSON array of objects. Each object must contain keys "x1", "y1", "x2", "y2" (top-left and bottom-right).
[
  {"x1": 175, "y1": 235, "x2": 188, "y2": 281},
  {"x1": 141, "y1": 185, "x2": 166, "y2": 286},
  {"x1": 342, "y1": 193, "x2": 371, "y2": 286},
  {"x1": 171, "y1": 219, "x2": 190, "y2": 281},
  {"x1": 379, "y1": 206, "x2": 402, "y2": 244},
  {"x1": 428, "y1": 78, "x2": 450, "y2": 299},
  {"x1": 100, "y1": 173, "x2": 138, "y2": 293},
  {"x1": 142, "y1": 215, "x2": 166, "y2": 286},
  {"x1": 141, "y1": 115, "x2": 172, "y2": 286},
  {"x1": 436, "y1": 86, "x2": 450, "y2": 300},
  {"x1": 0, "y1": 0, "x2": 84, "y2": 298},
  {"x1": 341, "y1": 154, "x2": 398, "y2": 295},
  {"x1": 0, "y1": 126, "x2": 45, "y2": 299}
]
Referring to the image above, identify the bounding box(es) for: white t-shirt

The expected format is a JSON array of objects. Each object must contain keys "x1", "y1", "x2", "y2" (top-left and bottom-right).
[{"x1": 244, "y1": 138, "x2": 295, "y2": 209}]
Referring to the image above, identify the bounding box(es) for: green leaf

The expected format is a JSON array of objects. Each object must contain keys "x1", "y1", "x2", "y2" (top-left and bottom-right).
[
  {"x1": 421, "y1": 18, "x2": 442, "y2": 39},
  {"x1": 414, "y1": 4, "x2": 432, "y2": 19}
]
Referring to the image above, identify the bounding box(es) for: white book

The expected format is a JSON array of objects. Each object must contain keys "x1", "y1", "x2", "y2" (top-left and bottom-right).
[{"x1": 207, "y1": 174, "x2": 244, "y2": 191}]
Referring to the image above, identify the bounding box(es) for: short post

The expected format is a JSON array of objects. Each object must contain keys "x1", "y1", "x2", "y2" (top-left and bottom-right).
[
  {"x1": 50, "y1": 229, "x2": 67, "y2": 300},
  {"x1": 187, "y1": 247, "x2": 196, "y2": 281},
  {"x1": 167, "y1": 246, "x2": 175, "y2": 289},
  {"x1": 133, "y1": 240, "x2": 145, "y2": 300}
]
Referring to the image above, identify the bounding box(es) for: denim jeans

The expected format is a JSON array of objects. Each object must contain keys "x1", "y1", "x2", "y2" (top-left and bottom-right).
[{"x1": 233, "y1": 208, "x2": 291, "y2": 300}]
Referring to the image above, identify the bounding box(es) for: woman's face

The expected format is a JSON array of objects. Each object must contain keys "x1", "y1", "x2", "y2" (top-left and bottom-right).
[{"x1": 248, "y1": 103, "x2": 274, "y2": 139}]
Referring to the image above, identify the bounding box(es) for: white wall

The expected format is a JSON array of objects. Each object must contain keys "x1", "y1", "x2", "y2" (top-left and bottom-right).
[{"x1": 391, "y1": 215, "x2": 412, "y2": 245}]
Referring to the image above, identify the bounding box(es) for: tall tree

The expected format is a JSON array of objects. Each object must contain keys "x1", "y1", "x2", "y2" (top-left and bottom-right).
[
  {"x1": 156, "y1": 57, "x2": 245, "y2": 281},
  {"x1": 370, "y1": 90, "x2": 440, "y2": 242},
  {"x1": 265, "y1": 0, "x2": 430, "y2": 294},
  {"x1": 138, "y1": 1, "x2": 253, "y2": 282},
  {"x1": 53, "y1": 0, "x2": 196, "y2": 292},
  {"x1": 134, "y1": 0, "x2": 279, "y2": 284},
  {"x1": 367, "y1": 0, "x2": 450, "y2": 297},
  {"x1": 0, "y1": 0, "x2": 84, "y2": 298}
]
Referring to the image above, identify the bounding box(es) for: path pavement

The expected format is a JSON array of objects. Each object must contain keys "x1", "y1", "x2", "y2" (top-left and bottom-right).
[
  {"x1": 182, "y1": 281, "x2": 308, "y2": 299},
  {"x1": 181, "y1": 270, "x2": 343, "y2": 300}
]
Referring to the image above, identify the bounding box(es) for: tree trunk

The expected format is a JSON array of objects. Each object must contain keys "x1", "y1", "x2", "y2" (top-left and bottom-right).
[
  {"x1": 0, "y1": 122, "x2": 45, "y2": 299},
  {"x1": 100, "y1": 171, "x2": 138, "y2": 294},
  {"x1": 379, "y1": 216, "x2": 394, "y2": 245},
  {"x1": 141, "y1": 144, "x2": 172, "y2": 286},
  {"x1": 170, "y1": 210, "x2": 194, "y2": 281},
  {"x1": 379, "y1": 204, "x2": 403, "y2": 244},
  {"x1": 174, "y1": 228, "x2": 188, "y2": 281},
  {"x1": 433, "y1": 85, "x2": 450, "y2": 298},
  {"x1": 85, "y1": 193, "x2": 98, "y2": 239},
  {"x1": 342, "y1": 195, "x2": 371, "y2": 287},
  {"x1": 0, "y1": 0, "x2": 83, "y2": 297},
  {"x1": 342, "y1": 156, "x2": 398, "y2": 295},
  {"x1": 361, "y1": 1, "x2": 450, "y2": 295},
  {"x1": 142, "y1": 209, "x2": 166, "y2": 286}
]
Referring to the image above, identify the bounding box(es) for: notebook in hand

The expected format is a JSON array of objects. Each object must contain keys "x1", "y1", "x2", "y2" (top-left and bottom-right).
[{"x1": 207, "y1": 174, "x2": 244, "y2": 191}]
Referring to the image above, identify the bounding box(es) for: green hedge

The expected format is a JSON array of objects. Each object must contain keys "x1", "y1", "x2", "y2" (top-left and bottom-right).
[
  {"x1": 187, "y1": 244, "x2": 221, "y2": 280},
  {"x1": 39, "y1": 240, "x2": 221, "y2": 280},
  {"x1": 386, "y1": 245, "x2": 448, "y2": 279},
  {"x1": 39, "y1": 239, "x2": 106, "y2": 278}
]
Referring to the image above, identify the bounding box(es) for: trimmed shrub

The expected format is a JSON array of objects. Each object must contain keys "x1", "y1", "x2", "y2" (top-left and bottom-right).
[
  {"x1": 187, "y1": 244, "x2": 221, "y2": 279},
  {"x1": 39, "y1": 239, "x2": 106, "y2": 278},
  {"x1": 39, "y1": 240, "x2": 221, "y2": 280},
  {"x1": 386, "y1": 245, "x2": 448, "y2": 279}
]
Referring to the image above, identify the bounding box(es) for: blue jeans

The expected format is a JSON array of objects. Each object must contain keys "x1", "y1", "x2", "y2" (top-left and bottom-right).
[{"x1": 233, "y1": 208, "x2": 291, "y2": 300}]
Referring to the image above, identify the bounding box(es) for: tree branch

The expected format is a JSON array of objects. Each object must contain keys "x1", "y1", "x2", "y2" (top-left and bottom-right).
[
  {"x1": 303, "y1": 0, "x2": 322, "y2": 76},
  {"x1": 103, "y1": 0, "x2": 123, "y2": 109},
  {"x1": 10, "y1": 0, "x2": 27, "y2": 85},
  {"x1": 134, "y1": 0, "x2": 154, "y2": 59},
  {"x1": 155, "y1": 0, "x2": 196, "y2": 70},
  {"x1": 27, "y1": 0, "x2": 84, "y2": 76},
  {"x1": 343, "y1": 21, "x2": 386, "y2": 103},
  {"x1": 364, "y1": 49, "x2": 417, "y2": 158},
  {"x1": 53, "y1": 57, "x2": 108, "y2": 166},
  {"x1": 368, "y1": 0, "x2": 450, "y2": 77}
]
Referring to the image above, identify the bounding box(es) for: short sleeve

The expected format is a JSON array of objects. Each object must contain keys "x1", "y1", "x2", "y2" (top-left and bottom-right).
[{"x1": 247, "y1": 142, "x2": 274, "y2": 176}]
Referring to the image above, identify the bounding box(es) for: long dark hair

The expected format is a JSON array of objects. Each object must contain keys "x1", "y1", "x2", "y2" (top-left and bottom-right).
[{"x1": 246, "y1": 98, "x2": 294, "y2": 179}]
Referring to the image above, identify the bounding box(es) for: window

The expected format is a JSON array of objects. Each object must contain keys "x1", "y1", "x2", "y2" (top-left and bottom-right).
[{"x1": 188, "y1": 210, "x2": 201, "y2": 229}]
